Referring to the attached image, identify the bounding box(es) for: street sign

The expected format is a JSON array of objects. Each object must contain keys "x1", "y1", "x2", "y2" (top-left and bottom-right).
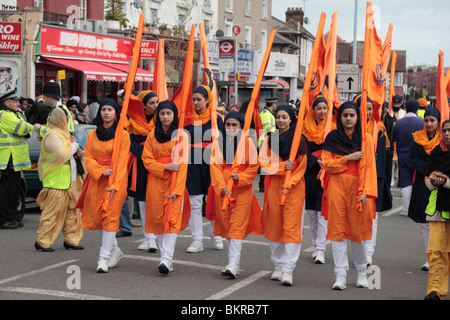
[
  {"x1": 219, "y1": 40, "x2": 234, "y2": 58},
  {"x1": 337, "y1": 64, "x2": 359, "y2": 93},
  {"x1": 58, "y1": 69, "x2": 65, "y2": 80},
  {"x1": 232, "y1": 26, "x2": 241, "y2": 36}
]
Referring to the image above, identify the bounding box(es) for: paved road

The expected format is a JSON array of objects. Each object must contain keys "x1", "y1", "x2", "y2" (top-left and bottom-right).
[{"x1": 0, "y1": 181, "x2": 432, "y2": 306}]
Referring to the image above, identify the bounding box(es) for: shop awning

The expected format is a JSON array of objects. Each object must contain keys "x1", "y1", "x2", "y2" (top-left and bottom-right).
[
  {"x1": 99, "y1": 62, "x2": 153, "y2": 82},
  {"x1": 262, "y1": 79, "x2": 290, "y2": 90},
  {"x1": 41, "y1": 57, "x2": 152, "y2": 82}
]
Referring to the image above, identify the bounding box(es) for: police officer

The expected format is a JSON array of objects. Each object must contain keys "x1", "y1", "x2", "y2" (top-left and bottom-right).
[
  {"x1": 257, "y1": 96, "x2": 277, "y2": 192},
  {"x1": 0, "y1": 90, "x2": 34, "y2": 229},
  {"x1": 34, "y1": 81, "x2": 74, "y2": 138}
]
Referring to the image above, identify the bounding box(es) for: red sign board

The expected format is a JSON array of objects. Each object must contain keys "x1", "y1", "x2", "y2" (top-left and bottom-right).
[
  {"x1": 0, "y1": 22, "x2": 22, "y2": 53},
  {"x1": 39, "y1": 25, "x2": 133, "y2": 63},
  {"x1": 232, "y1": 26, "x2": 241, "y2": 36},
  {"x1": 139, "y1": 40, "x2": 157, "y2": 59},
  {"x1": 219, "y1": 40, "x2": 234, "y2": 57}
]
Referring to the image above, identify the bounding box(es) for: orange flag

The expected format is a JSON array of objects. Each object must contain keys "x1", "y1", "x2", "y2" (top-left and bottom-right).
[
  {"x1": 378, "y1": 23, "x2": 393, "y2": 119},
  {"x1": 199, "y1": 22, "x2": 219, "y2": 141},
  {"x1": 445, "y1": 66, "x2": 450, "y2": 99},
  {"x1": 102, "y1": 14, "x2": 144, "y2": 212},
  {"x1": 280, "y1": 12, "x2": 326, "y2": 206},
  {"x1": 152, "y1": 39, "x2": 169, "y2": 101},
  {"x1": 163, "y1": 26, "x2": 196, "y2": 232},
  {"x1": 222, "y1": 29, "x2": 277, "y2": 211},
  {"x1": 322, "y1": 12, "x2": 339, "y2": 137},
  {"x1": 387, "y1": 50, "x2": 397, "y2": 114},
  {"x1": 437, "y1": 50, "x2": 449, "y2": 126}
]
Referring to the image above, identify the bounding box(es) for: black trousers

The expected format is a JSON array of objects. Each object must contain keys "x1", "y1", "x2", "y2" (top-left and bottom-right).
[{"x1": 0, "y1": 166, "x2": 21, "y2": 224}]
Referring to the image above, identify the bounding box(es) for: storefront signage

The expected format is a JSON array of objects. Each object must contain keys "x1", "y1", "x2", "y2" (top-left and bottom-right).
[
  {"x1": 139, "y1": 40, "x2": 157, "y2": 59},
  {"x1": 0, "y1": 22, "x2": 22, "y2": 53},
  {"x1": 39, "y1": 25, "x2": 132, "y2": 63}
]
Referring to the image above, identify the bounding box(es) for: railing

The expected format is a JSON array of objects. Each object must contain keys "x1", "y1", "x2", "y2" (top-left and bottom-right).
[{"x1": 43, "y1": 11, "x2": 68, "y2": 24}]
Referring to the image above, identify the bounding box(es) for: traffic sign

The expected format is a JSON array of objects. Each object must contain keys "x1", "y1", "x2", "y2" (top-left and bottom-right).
[
  {"x1": 337, "y1": 64, "x2": 359, "y2": 93},
  {"x1": 219, "y1": 40, "x2": 234, "y2": 58},
  {"x1": 232, "y1": 26, "x2": 241, "y2": 36}
]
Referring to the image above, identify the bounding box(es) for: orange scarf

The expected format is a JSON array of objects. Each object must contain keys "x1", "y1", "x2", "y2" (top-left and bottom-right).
[
  {"x1": 412, "y1": 128, "x2": 441, "y2": 155},
  {"x1": 192, "y1": 107, "x2": 211, "y2": 125},
  {"x1": 126, "y1": 117, "x2": 155, "y2": 136},
  {"x1": 303, "y1": 108, "x2": 335, "y2": 145},
  {"x1": 367, "y1": 117, "x2": 390, "y2": 149}
]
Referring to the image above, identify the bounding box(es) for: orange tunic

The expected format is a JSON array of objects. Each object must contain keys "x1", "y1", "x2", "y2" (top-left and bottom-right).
[
  {"x1": 259, "y1": 138, "x2": 307, "y2": 243},
  {"x1": 141, "y1": 130, "x2": 189, "y2": 234},
  {"x1": 210, "y1": 136, "x2": 263, "y2": 240},
  {"x1": 78, "y1": 129, "x2": 130, "y2": 232},
  {"x1": 321, "y1": 131, "x2": 377, "y2": 243}
]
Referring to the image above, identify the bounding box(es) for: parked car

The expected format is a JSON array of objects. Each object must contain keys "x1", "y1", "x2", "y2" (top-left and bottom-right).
[
  {"x1": 24, "y1": 124, "x2": 96, "y2": 198},
  {"x1": 0, "y1": 170, "x2": 27, "y2": 223}
]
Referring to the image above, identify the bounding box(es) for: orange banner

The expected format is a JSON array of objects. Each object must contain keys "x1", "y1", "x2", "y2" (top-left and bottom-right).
[
  {"x1": 387, "y1": 50, "x2": 397, "y2": 114},
  {"x1": 437, "y1": 50, "x2": 449, "y2": 126},
  {"x1": 152, "y1": 39, "x2": 169, "y2": 101}
]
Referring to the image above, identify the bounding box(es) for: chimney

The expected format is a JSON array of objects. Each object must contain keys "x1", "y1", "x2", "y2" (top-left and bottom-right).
[{"x1": 285, "y1": 7, "x2": 305, "y2": 26}]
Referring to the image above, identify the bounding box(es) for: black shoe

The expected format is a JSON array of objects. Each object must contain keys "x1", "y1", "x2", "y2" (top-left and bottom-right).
[
  {"x1": 34, "y1": 241, "x2": 55, "y2": 252},
  {"x1": 63, "y1": 241, "x2": 84, "y2": 250},
  {"x1": 424, "y1": 291, "x2": 441, "y2": 300},
  {"x1": 116, "y1": 229, "x2": 132, "y2": 237},
  {"x1": 0, "y1": 221, "x2": 19, "y2": 229}
]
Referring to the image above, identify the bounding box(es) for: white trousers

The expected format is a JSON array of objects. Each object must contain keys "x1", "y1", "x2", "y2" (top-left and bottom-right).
[
  {"x1": 138, "y1": 201, "x2": 156, "y2": 241},
  {"x1": 365, "y1": 212, "x2": 378, "y2": 258},
  {"x1": 99, "y1": 230, "x2": 119, "y2": 260},
  {"x1": 401, "y1": 185, "x2": 412, "y2": 215},
  {"x1": 227, "y1": 238, "x2": 243, "y2": 267},
  {"x1": 307, "y1": 210, "x2": 328, "y2": 252},
  {"x1": 331, "y1": 240, "x2": 367, "y2": 278},
  {"x1": 156, "y1": 233, "x2": 178, "y2": 263},
  {"x1": 269, "y1": 241, "x2": 302, "y2": 272},
  {"x1": 188, "y1": 194, "x2": 215, "y2": 241},
  {"x1": 420, "y1": 223, "x2": 429, "y2": 251}
]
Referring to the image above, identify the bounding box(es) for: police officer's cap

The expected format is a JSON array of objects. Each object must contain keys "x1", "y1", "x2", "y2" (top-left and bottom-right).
[
  {"x1": 265, "y1": 96, "x2": 278, "y2": 103},
  {"x1": 0, "y1": 90, "x2": 19, "y2": 103}
]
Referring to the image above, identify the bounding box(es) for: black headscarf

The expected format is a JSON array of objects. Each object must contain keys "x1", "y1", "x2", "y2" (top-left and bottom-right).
[
  {"x1": 95, "y1": 98, "x2": 120, "y2": 141},
  {"x1": 323, "y1": 101, "x2": 362, "y2": 155},
  {"x1": 154, "y1": 100, "x2": 179, "y2": 143},
  {"x1": 219, "y1": 111, "x2": 245, "y2": 164},
  {"x1": 268, "y1": 105, "x2": 307, "y2": 161}
]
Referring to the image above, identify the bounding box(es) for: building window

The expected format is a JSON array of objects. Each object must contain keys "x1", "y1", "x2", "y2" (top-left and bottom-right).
[
  {"x1": 261, "y1": 29, "x2": 267, "y2": 52},
  {"x1": 245, "y1": 26, "x2": 251, "y2": 49},
  {"x1": 79, "y1": 0, "x2": 86, "y2": 20},
  {"x1": 394, "y1": 72, "x2": 403, "y2": 86},
  {"x1": 245, "y1": 0, "x2": 251, "y2": 16},
  {"x1": 150, "y1": 9, "x2": 158, "y2": 24},
  {"x1": 225, "y1": 21, "x2": 233, "y2": 37},
  {"x1": 226, "y1": 0, "x2": 233, "y2": 12},
  {"x1": 34, "y1": 0, "x2": 43, "y2": 8},
  {"x1": 261, "y1": 0, "x2": 267, "y2": 20}
]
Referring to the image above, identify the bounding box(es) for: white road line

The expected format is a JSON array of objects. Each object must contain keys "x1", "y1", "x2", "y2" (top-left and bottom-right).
[
  {"x1": 124, "y1": 254, "x2": 224, "y2": 271},
  {"x1": 382, "y1": 206, "x2": 403, "y2": 217},
  {"x1": 205, "y1": 271, "x2": 271, "y2": 300},
  {"x1": 0, "y1": 259, "x2": 79, "y2": 286},
  {"x1": 0, "y1": 286, "x2": 119, "y2": 300}
]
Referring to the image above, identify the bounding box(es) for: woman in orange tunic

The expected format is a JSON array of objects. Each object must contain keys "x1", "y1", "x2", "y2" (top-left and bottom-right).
[
  {"x1": 321, "y1": 101, "x2": 377, "y2": 290},
  {"x1": 141, "y1": 100, "x2": 189, "y2": 275},
  {"x1": 259, "y1": 105, "x2": 308, "y2": 286},
  {"x1": 210, "y1": 111, "x2": 262, "y2": 279},
  {"x1": 76, "y1": 98, "x2": 130, "y2": 273}
]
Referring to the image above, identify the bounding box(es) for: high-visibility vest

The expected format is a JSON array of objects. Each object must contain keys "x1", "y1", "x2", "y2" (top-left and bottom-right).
[
  {"x1": 0, "y1": 109, "x2": 33, "y2": 171},
  {"x1": 257, "y1": 108, "x2": 276, "y2": 148},
  {"x1": 39, "y1": 130, "x2": 71, "y2": 190},
  {"x1": 417, "y1": 108, "x2": 425, "y2": 119}
]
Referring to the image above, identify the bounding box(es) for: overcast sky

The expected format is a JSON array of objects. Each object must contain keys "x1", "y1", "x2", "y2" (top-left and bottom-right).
[{"x1": 272, "y1": 0, "x2": 450, "y2": 67}]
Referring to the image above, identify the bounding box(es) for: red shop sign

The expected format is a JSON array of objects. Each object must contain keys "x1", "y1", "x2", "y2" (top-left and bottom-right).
[
  {"x1": 39, "y1": 25, "x2": 133, "y2": 63},
  {"x1": 0, "y1": 22, "x2": 22, "y2": 53},
  {"x1": 139, "y1": 40, "x2": 157, "y2": 59}
]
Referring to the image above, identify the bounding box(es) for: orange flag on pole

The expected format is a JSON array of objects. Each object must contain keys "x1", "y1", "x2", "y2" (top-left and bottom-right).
[
  {"x1": 378, "y1": 23, "x2": 393, "y2": 120},
  {"x1": 280, "y1": 12, "x2": 326, "y2": 206},
  {"x1": 445, "y1": 65, "x2": 450, "y2": 100},
  {"x1": 222, "y1": 29, "x2": 277, "y2": 211},
  {"x1": 322, "y1": 12, "x2": 339, "y2": 137},
  {"x1": 163, "y1": 26, "x2": 196, "y2": 232},
  {"x1": 152, "y1": 39, "x2": 169, "y2": 101},
  {"x1": 437, "y1": 50, "x2": 449, "y2": 126},
  {"x1": 387, "y1": 50, "x2": 397, "y2": 115},
  {"x1": 102, "y1": 14, "x2": 144, "y2": 212}
]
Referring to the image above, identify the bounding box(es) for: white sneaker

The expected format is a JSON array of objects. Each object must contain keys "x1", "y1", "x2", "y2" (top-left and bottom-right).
[
  {"x1": 106, "y1": 248, "x2": 123, "y2": 268},
  {"x1": 356, "y1": 271, "x2": 368, "y2": 288},
  {"x1": 314, "y1": 250, "x2": 325, "y2": 264},
  {"x1": 97, "y1": 258, "x2": 109, "y2": 273},
  {"x1": 186, "y1": 241, "x2": 204, "y2": 253},
  {"x1": 421, "y1": 261, "x2": 429, "y2": 271},
  {"x1": 281, "y1": 270, "x2": 293, "y2": 286},
  {"x1": 138, "y1": 238, "x2": 150, "y2": 250},
  {"x1": 332, "y1": 276, "x2": 346, "y2": 290},
  {"x1": 311, "y1": 249, "x2": 317, "y2": 259},
  {"x1": 221, "y1": 264, "x2": 239, "y2": 279},
  {"x1": 158, "y1": 259, "x2": 174, "y2": 275},
  {"x1": 270, "y1": 267, "x2": 282, "y2": 281},
  {"x1": 366, "y1": 255, "x2": 373, "y2": 266},
  {"x1": 211, "y1": 235, "x2": 223, "y2": 250},
  {"x1": 148, "y1": 238, "x2": 158, "y2": 253}
]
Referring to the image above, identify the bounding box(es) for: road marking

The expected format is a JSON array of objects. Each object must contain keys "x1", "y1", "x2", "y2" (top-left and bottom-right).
[
  {"x1": 205, "y1": 271, "x2": 271, "y2": 300},
  {"x1": 124, "y1": 254, "x2": 224, "y2": 271},
  {"x1": 0, "y1": 287, "x2": 119, "y2": 300},
  {"x1": 0, "y1": 259, "x2": 78, "y2": 286},
  {"x1": 382, "y1": 206, "x2": 403, "y2": 217}
]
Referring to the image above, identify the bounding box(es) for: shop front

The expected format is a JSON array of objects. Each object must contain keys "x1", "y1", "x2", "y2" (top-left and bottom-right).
[{"x1": 35, "y1": 24, "x2": 155, "y2": 103}]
